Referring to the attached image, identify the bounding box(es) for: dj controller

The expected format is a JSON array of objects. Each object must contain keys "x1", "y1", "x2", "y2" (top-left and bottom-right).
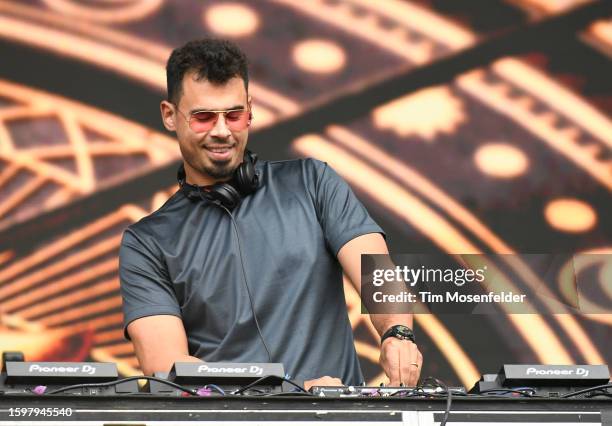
[{"x1": 0, "y1": 356, "x2": 611, "y2": 425}]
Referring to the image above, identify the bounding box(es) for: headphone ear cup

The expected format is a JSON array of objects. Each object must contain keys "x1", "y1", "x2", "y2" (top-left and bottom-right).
[
  {"x1": 207, "y1": 183, "x2": 242, "y2": 210},
  {"x1": 234, "y1": 156, "x2": 258, "y2": 195},
  {"x1": 179, "y1": 151, "x2": 259, "y2": 210}
]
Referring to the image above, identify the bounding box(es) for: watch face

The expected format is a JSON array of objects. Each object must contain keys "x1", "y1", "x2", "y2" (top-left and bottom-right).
[{"x1": 395, "y1": 325, "x2": 411, "y2": 335}]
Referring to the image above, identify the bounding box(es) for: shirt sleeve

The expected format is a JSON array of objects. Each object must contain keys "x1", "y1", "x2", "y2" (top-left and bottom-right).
[
  {"x1": 119, "y1": 227, "x2": 182, "y2": 340},
  {"x1": 312, "y1": 160, "x2": 386, "y2": 256}
]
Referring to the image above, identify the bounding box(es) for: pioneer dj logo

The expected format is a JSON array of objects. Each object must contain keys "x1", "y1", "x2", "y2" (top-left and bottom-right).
[
  {"x1": 28, "y1": 364, "x2": 97, "y2": 375},
  {"x1": 525, "y1": 367, "x2": 589, "y2": 377},
  {"x1": 197, "y1": 365, "x2": 264, "y2": 375},
  {"x1": 81, "y1": 365, "x2": 97, "y2": 375}
]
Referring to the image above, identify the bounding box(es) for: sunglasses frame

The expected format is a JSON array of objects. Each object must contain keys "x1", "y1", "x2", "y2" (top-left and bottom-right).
[{"x1": 174, "y1": 104, "x2": 251, "y2": 133}]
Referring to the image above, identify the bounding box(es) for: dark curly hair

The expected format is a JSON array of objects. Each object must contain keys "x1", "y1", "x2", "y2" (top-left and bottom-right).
[{"x1": 166, "y1": 38, "x2": 249, "y2": 104}]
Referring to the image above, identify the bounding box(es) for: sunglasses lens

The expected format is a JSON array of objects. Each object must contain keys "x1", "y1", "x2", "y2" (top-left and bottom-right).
[
  {"x1": 190, "y1": 111, "x2": 218, "y2": 132},
  {"x1": 226, "y1": 110, "x2": 249, "y2": 130}
]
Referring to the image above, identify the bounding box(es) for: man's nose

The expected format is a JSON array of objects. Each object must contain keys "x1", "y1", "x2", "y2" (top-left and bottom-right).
[{"x1": 209, "y1": 115, "x2": 231, "y2": 139}]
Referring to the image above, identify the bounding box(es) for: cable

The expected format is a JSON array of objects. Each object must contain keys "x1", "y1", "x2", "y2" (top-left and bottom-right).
[
  {"x1": 561, "y1": 384, "x2": 612, "y2": 398},
  {"x1": 231, "y1": 375, "x2": 308, "y2": 395},
  {"x1": 387, "y1": 387, "x2": 466, "y2": 398},
  {"x1": 201, "y1": 384, "x2": 226, "y2": 396},
  {"x1": 41, "y1": 376, "x2": 224, "y2": 396},
  {"x1": 217, "y1": 202, "x2": 273, "y2": 363},
  {"x1": 424, "y1": 389, "x2": 467, "y2": 397},
  {"x1": 438, "y1": 380, "x2": 452, "y2": 426},
  {"x1": 419, "y1": 377, "x2": 452, "y2": 426},
  {"x1": 584, "y1": 391, "x2": 612, "y2": 399},
  {"x1": 477, "y1": 388, "x2": 538, "y2": 398},
  {"x1": 261, "y1": 391, "x2": 315, "y2": 397}
]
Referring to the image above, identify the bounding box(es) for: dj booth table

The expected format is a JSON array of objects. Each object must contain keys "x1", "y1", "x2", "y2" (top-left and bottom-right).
[{"x1": 0, "y1": 395, "x2": 610, "y2": 425}]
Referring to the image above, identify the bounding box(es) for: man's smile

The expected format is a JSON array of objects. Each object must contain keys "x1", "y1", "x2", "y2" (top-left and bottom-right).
[{"x1": 203, "y1": 144, "x2": 236, "y2": 162}]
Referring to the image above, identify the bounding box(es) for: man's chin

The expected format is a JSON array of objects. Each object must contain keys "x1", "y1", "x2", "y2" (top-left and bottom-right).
[{"x1": 203, "y1": 162, "x2": 236, "y2": 180}]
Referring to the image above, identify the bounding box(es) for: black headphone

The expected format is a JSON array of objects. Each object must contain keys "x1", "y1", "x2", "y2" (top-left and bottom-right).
[{"x1": 177, "y1": 150, "x2": 260, "y2": 210}]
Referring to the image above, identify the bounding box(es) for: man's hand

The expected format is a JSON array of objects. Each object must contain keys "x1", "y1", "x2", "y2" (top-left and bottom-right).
[
  {"x1": 304, "y1": 376, "x2": 343, "y2": 390},
  {"x1": 379, "y1": 338, "x2": 422, "y2": 387}
]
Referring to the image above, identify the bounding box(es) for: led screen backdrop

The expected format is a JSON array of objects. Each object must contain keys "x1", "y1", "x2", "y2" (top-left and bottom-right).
[{"x1": 0, "y1": 0, "x2": 610, "y2": 387}]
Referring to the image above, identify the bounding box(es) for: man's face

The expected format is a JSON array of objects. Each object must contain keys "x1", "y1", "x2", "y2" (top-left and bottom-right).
[{"x1": 162, "y1": 71, "x2": 250, "y2": 186}]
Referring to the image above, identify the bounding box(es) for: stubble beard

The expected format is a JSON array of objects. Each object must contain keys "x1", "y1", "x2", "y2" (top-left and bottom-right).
[{"x1": 203, "y1": 160, "x2": 235, "y2": 180}]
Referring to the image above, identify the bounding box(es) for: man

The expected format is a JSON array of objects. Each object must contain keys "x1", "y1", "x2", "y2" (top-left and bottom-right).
[{"x1": 119, "y1": 38, "x2": 422, "y2": 388}]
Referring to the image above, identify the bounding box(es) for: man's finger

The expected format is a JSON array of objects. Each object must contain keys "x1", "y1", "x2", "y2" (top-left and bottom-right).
[
  {"x1": 407, "y1": 347, "x2": 422, "y2": 387},
  {"x1": 384, "y1": 343, "x2": 401, "y2": 386},
  {"x1": 399, "y1": 341, "x2": 413, "y2": 386}
]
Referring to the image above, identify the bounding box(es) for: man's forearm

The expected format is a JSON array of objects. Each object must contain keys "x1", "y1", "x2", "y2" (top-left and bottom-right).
[{"x1": 369, "y1": 313, "x2": 414, "y2": 338}]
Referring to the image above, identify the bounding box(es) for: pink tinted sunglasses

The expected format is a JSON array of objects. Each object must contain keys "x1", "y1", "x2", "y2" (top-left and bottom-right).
[{"x1": 176, "y1": 106, "x2": 251, "y2": 133}]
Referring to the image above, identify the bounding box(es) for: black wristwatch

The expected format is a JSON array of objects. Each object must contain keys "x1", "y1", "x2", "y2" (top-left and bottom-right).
[{"x1": 381, "y1": 325, "x2": 415, "y2": 344}]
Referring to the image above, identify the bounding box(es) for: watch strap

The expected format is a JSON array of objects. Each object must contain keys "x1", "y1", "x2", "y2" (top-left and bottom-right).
[{"x1": 381, "y1": 325, "x2": 415, "y2": 344}]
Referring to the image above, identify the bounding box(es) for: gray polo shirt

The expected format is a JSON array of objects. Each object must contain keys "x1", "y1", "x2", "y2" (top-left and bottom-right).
[{"x1": 119, "y1": 158, "x2": 384, "y2": 385}]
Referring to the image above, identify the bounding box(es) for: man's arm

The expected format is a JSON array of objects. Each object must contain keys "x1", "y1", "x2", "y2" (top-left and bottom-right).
[
  {"x1": 119, "y1": 229, "x2": 201, "y2": 375},
  {"x1": 130, "y1": 316, "x2": 343, "y2": 389},
  {"x1": 337, "y1": 233, "x2": 422, "y2": 387},
  {"x1": 127, "y1": 315, "x2": 202, "y2": 376}
]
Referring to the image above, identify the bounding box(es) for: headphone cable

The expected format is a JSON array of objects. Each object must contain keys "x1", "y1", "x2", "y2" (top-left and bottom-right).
[{"x1": 216, "y1": 202, "x2": 273, "y2": 363}]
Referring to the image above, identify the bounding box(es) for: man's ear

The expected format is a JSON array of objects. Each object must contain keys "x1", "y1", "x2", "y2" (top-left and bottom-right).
[
  {"x1": 247, "y1": 95, "x2": 253, "y2": 125},
  {"x1": 160, "y1": 100, "x2": 177, "y2": 132}
]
